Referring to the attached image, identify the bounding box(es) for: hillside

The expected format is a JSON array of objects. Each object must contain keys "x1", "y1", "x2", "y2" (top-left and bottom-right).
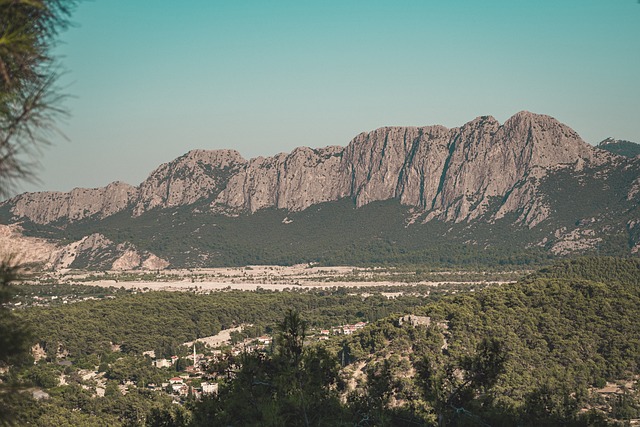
[
  {"x1": 314, "y1": 257, "x2": 640, "y2": 425},
  {"x1": 1, "y1": 111, "x2": 639, "y2": 269},
  {"x1": 598, "y1": 138, "x2": 640, "y2": 158},
  {"x1": 8, "y1": 258, "x2": 640, "y2": 426}
]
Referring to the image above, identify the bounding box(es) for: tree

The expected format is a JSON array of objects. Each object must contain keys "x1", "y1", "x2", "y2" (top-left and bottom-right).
[
  {"x1": 0, "y1": 0, "x2": 76, "y2": 195},
  {"x1": 0, "y1": 2, "x2": 76, "y2": 424},
  {"x1": 146, "y1": 405, "x2": 191, "y2": 427},
  {"x1": 275, "y1": 309, "x2": 306, "y2": 366},
  {"x1": 0, "y1": 262, "x2": 31, "y2": 365},
  {"x1": 419, "y1": 337, "x2": 507, "y2": 426},
  {"x1": 192, "y1": 310, "x2": 346, "y2": 426},
  {"x1": 0, "y1": 262, "x2": 34, "y2": 426}
]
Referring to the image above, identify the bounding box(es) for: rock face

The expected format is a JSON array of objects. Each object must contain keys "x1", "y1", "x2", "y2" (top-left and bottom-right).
[
  {"x1": 0, "y1": 111, "x2": 625, "y2": 227},
  {"x1": 133, "y1": 149, "x2": 246, "y2": 216},
  {"x1": 215, "y1": 146, "x2": 346, "y2": 212},
  {"x1": 1, "y1": 110, "x2": 638, "y2": 267},
  {"x1": 0, "y1": 225, "x2": 169, "y2": 271},
  {"x1": 215, "y1": 111, "x2": 600, "y2": 225},
  {"x1": 4, "y1": 150, "x2": 247, "y2": 223},
  {"x1": 9, "y1": 181, "x2": 136, "y2": 224},
  {"x1": 0, "y1": 224, "x2": 59, "y2": 266}
]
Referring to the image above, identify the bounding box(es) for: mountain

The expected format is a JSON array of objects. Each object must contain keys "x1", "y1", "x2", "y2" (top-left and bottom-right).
[
  {"x1": 597, "y1": 137, "x2": 640, "y2": 158},
  {"x1": 1, "y1": 111, "x2": 638, "y2": 269}
]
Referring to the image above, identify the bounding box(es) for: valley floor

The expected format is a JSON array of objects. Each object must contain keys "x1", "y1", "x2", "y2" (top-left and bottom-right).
[{"x1": 30, "y1": 264, "x2": 516, "y2": 292}]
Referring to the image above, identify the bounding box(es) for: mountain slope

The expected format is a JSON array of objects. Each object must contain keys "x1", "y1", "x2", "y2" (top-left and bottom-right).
[
  {"x1": 1, "y1": 111, "x2": 638, "y2": 268},
  {"x1": 597, "y1": 137, "x2": 640, "y2": 158}
]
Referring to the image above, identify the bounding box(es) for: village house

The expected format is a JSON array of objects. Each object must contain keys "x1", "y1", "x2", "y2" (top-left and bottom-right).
[
  {"x1": 342, "y1": 325, "x2": 357, "y2": 335},
  {"x1": 184, "y1": 365, "x2": 202, "y2": 375},
  {"x1": 257, "y1": 336, "x2": 272, "y2": 345},
  {"x1": 397, "y1": 315, "x2": 431, "y2": 327},
  {"x1": 176, "y1": 384, "x2": 189, "y2": 396},
  {"x1": 201, "y1": 382, "x2": 219, "y2": 395},
  {"x1": 154, "y1": 358, "x2": 172, "y2": 368}
]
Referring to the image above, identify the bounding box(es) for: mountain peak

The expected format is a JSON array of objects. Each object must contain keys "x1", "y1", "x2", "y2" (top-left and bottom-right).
[
  {"x1": 179, "y1": 148, "x2": 247, "y2": 165},
  {"x1": 504, "y1": 110, "x2": 559, "y2": 126}
]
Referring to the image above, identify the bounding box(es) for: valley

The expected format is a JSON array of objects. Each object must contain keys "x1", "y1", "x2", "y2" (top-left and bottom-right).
[
  {"x1": 3, "y1": 258, "x2": 639, "y2": 426},
  {"x1": 1, "y1": 2, "x2": 638, "y2": 425},
  {"x1": 22, "y1": 264, "x2": 519, "y2": 293}
]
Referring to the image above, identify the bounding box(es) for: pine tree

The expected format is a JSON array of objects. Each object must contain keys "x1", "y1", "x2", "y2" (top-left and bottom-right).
[
  {"x1": 0, "y1": 2, "x2": 76, "y2": 424},
  {"x1": 0, "y1": 0, "x2": 77, "y2": 195}
]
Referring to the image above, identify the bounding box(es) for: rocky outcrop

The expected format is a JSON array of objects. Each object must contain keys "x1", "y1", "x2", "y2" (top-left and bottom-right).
[
  {"x1": 133, "y1": 149, "x2": 246, "y2": 215},
  {"x1": 8, "y1": 181, "x2": 136, "y2": 224},
  {"x1": 0, "y1": 225, "x2": 169, "y2": 271},
  {"x1": 2, "y1": 150, "x2": 246, "y2": 224},
  {"x1": 1, "y1": 111, "x2": 638, "y2": 265},
  {"x1": 142, "y1": 254, "x2": 170, "y2": 270},
  {"x1": 112, "y1": 249, "x2": 142, "y2": 271},
  {"x1": 0, "y1": 224, "x2": 59, "y2": 266},
  {"x1": 215, "y1": 146, "x2": 346, "y2": 212},
  {"x1": 0, "y1": 111, "x2": 624, "y2": 228},
  {"x1": 216, "y1": 111, "x2": 597, "y2": 225}
]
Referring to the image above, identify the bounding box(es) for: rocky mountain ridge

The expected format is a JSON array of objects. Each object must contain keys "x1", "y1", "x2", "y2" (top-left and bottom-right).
[
  {"x1": 1, "y1": 110, "x2": 638, "y2": 269},
  {"x1": 2, "y1": 111, "x2": 625, "y2": 227}
]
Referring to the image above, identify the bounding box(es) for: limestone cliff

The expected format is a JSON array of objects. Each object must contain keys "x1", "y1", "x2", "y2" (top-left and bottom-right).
[
  {"x1": 0, "y1": 111, "x2": 625, "y2": 228},
  {"x1": 133, "y1": 149, "x2": 246, "y2": 216},
  {"x1": 3, "y1": 150, "x2": 246, "y2": 223},
  {"x1": 9, "y1": 181, "x2": 136, "y2": 224},
  {"x1": 215, "y1": 111, "x2": 600, "y2": 225},
  {"x1": 215, "y1": 146, "x2": 346, "y2": 212}
]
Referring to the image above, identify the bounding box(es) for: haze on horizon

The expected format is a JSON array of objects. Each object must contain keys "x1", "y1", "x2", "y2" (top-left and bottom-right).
[{"x1": 14, "y1": 0, "x2": 640, "y2": 197}]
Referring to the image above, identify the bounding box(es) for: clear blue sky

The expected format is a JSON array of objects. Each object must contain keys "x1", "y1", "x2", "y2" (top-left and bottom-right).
[{"x1": 18, "y1": 0, "x2": 640, "y2": 195}]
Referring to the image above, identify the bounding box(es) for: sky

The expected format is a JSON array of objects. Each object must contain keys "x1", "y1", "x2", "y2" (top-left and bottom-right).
[{"x1": 15, "y1": 0, "x2": 640, "y2": 195}]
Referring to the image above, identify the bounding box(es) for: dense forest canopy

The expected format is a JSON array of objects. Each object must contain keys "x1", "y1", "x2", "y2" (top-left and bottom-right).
[
  {"x1": 2, "y1": 257, "x2": 638, "y2": 426},
  {"x1": 183, "y1": 257, "x2": 640, "y2": 426}
]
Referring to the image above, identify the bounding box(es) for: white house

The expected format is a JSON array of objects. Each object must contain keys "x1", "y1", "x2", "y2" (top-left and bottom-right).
[{"x1": 201, "y1": 382, "x2": 219, "y2": 395}]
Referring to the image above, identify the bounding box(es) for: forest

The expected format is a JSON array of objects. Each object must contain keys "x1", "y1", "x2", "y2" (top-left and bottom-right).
[{"x1": 0, "y1": 257, "x2": 638, "y2": 426}]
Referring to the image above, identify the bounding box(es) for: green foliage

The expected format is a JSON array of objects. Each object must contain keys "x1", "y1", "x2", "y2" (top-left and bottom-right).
[
  {"x1": 337, "y1": 257, "x2": 640, "y2": 425},
  {"x1": 146, "y1": 404, "x2": 191, "y2": 427},
  {"x1": 27, "y1": 362, "x2": 62, "y2": 388},
  {"x1": 20, "y1": 288, "x2": 426, "y2": 358},
  {"x1": 0, "y1": 0, "x2": 77, "y2": 195},
  {"x1": 8, "y1": 258, "x2": 640, "y2": 425},
  {"x1": 105, "y1": 355, "x2": 164, "y2": 387},
  {"x1": 192, "y1": 310, "x2": 348, "y2": 426},
  {"x1": 529, "y1": 256, "x2": 640, "y2": 286},
  {"x1": 12, "y1": 282, "x2": 126, "y2": 307},
  {"x1": 0, "y1": 263, "x2": 31, "y2": 366},
  {"x1": 20, "y1": 198, "x2": 557, "y2": 269},
  {"x1": 598, "y1": 139, "x2": 640, "y2": 158},
  {"x1": 0, "y1": 262, "x2": 34, "y2": 426}
]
